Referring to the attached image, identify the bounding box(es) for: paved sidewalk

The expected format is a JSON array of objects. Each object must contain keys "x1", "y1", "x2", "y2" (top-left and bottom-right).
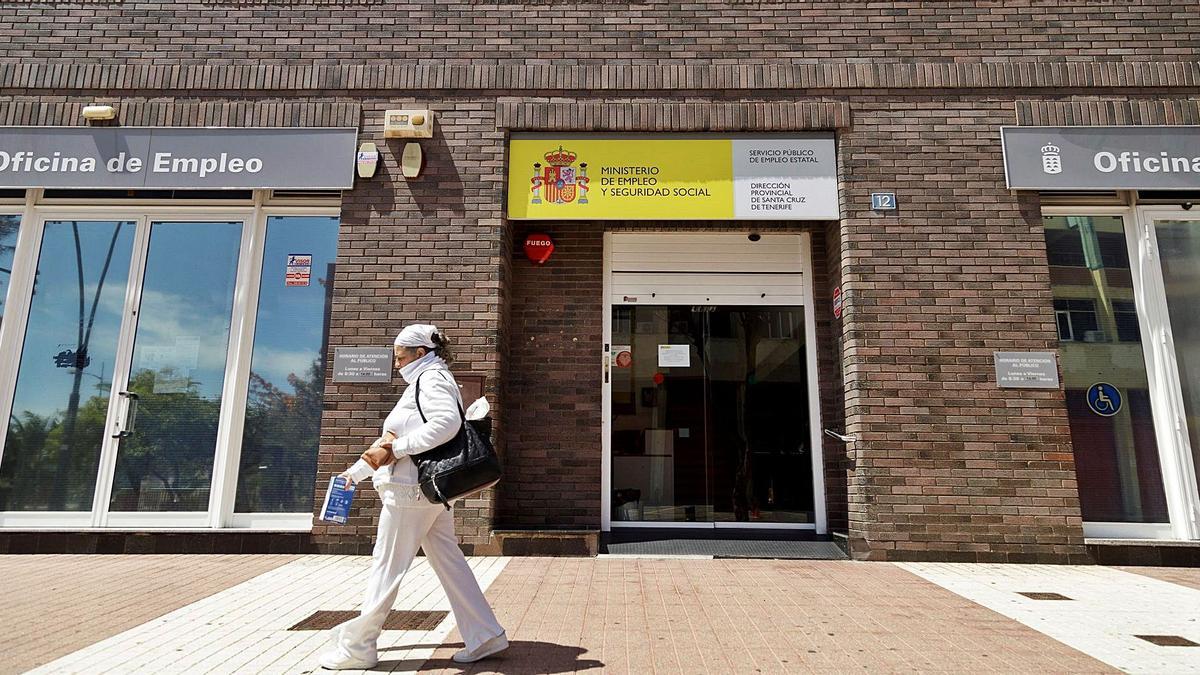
[
  {"x1": 0, "y1": 554, "x2": 297, "y2": 675},
  {"x1": 4, "y1": 554, "x2": 1199, "y2": 674},
  {"x1": 424, "y1": 558, "x2": 1111, "y2": 674},
  {"x1": 902, "y1": 563, "x2": 1200, "y2": 675}
]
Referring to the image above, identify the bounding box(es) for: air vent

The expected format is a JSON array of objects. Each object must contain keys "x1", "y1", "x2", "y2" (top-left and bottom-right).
[
  {"x1": 1137, "y1": 190, "x2": 1200, "y2": 204},
  {"x1": 1039, "y1": 190, "x2": 1125, "y2": 206},
  {"x1": 269, "y1": 189, "x2": 342, "y2": 201},
  {"x1": 41, "y1": 188, "x2": 254, "y2": 201}
]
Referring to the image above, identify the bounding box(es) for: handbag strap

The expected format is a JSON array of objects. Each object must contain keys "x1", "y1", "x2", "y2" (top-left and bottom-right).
[{"x1": 413, "y1": 369, "x2": 466, "y2": 425}]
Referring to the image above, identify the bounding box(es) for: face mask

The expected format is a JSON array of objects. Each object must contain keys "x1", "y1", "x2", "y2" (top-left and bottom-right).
[{"x1": 399, "y1": 350, "x2": 441, "y2": 384}]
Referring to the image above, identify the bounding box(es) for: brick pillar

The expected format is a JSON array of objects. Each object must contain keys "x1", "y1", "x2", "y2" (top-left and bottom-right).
[
  {"x1": 838, "y1": 102, "x2": 1089, "y2": 563},
  {"x1": 313, "y1": 102, "x2": 506, "y2": 554}
]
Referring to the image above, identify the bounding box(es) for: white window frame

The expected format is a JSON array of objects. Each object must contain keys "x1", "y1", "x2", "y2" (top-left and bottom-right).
[
  {"x1": 0, "y1": 193, "x2": 336, "y2": 531},
  {"x1": 601, "y1": 231, "x2": 827, "y2": 534},
  {"x1": 1044, "y1": 205, "x2": 1200, "y2": 541}
]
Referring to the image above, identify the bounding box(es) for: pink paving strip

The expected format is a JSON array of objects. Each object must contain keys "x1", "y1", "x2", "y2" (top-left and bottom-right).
[
  {"x1": 0, "y1": 554, "x2": 297, "y2": 675},
  {"x1": 417, "y1": 558, "x2": 1115, "y2": 674}
]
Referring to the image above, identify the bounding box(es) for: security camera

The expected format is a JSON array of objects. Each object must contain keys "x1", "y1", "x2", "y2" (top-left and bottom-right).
[
  {"x1": 1183, "y1": 202, "x2": 1194, "y2": 211},
  {"x1": 747, "y1": 233, "x2": 761, "y2": 242}
]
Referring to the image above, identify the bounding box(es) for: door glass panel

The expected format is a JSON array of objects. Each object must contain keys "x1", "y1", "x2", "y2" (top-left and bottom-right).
[
  {"x1": 0, "y1": 220, "x2": 135, "y2": 511},
  {"x1": 1153, "y1": 218, "x2": 1200, "y2": 500},
  {"x1": 707, "y1": 307, "x2": 813, "y2": 524},
  {"x1": 0, "y1": 214, "x2": 20, "y2": 330},
  {"x1": 610, "y1": 304, "x2": 814, "y2": 524},
  {"x1": 235, "y1": 215, "x2": 338, "y2": 513},
  {"x1": 611, "y1": 305, "x2": 708, "y2": 522},
  {"x1": 1043, "y1": 216, "x2": 1168, "y2": 522},
  {"x1": 109, "y1": 221, "x2": 242, "y2": 512}
]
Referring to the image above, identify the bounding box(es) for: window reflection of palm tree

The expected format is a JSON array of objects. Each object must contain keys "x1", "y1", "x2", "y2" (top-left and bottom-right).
[{"x1": 53, "y1": 222, "x2": 124, "y2": 510}]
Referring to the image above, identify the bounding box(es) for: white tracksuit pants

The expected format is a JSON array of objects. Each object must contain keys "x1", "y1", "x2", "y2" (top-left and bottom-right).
[{"x1": 334, "y1": 486, "x2": 504, "y2": 662}]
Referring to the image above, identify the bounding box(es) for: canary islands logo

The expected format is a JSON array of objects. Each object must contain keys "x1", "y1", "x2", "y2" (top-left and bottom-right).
[
  {"x1": 530, "y1": 146, "x2": 590, "y2": 205},
  {"x1": 1041, "y1": 143, "x2": 1062, "y2": 174}
]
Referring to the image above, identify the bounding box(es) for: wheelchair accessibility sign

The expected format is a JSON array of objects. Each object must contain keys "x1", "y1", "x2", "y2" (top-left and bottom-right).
[{"x1": 1087, "y1": 383, "x2": 1122, "y2": 417}]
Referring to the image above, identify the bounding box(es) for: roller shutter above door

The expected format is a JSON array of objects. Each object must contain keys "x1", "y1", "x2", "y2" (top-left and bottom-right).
[{"x1": 609, "y1": 233, "x2": 805, "y2": 305}]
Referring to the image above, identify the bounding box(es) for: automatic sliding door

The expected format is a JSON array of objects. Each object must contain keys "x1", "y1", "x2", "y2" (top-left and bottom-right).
[
  {"x1": 609, "y1": 303, "x2": 815, "y2": 526},
  {"x1": 706, "y1": 306, "x2": 814, "y2": 524},
  {"x1": 610, "y1": 305, "x2": 709, "y2": 523}
]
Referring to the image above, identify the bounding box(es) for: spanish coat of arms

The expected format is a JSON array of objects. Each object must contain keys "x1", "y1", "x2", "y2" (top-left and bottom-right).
[{"x1": 530, "y1": 146, "x2": 590, "y2": 205}]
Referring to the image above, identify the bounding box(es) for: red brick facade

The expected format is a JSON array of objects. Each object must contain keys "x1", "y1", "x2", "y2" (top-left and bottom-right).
[{"x1": 3, "y1": 1, "x2": 1198, "y2": 562}]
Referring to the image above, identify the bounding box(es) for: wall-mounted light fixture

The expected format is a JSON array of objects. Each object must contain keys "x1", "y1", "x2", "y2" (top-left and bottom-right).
[
  {"x1": 81, "y1": 104, "x2": 117, "y2": 122},
  {"x1": 400, "y1": 142, "x2": 423, "y2": 179}
]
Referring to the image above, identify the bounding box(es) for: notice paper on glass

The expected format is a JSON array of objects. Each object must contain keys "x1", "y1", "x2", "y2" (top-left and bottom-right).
[
  {"x1": 658, "y1": 344, "x2": 690, "y2": 368},
  {"x1": 319, "y1": 475, "x2": 356, "y2": 524}
]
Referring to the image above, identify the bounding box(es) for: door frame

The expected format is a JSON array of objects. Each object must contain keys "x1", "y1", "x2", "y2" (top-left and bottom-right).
[
  {"x1": 600, "y1": 231, "x2": 828, "y2": 534},
  {"x1": 0, "y1": 199, "x2": 333, "y2": 530},
  {"x1": 1043, "y1": 205, "x2": 1200, "y2": 541}
]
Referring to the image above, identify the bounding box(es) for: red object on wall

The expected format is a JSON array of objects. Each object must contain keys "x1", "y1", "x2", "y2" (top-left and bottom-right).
[{"x1": 523, "y1": 232, "x2": 555, "y2": 264}]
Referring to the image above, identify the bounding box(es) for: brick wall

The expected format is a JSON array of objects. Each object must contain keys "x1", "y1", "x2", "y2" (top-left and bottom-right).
[
  {"x1": 3, "y1": 1, "x2": 1197, "y2": 561},
  {"x1": 1, "y1": 0, "x2": 1197, "y2": 64},
  {"x1": 502, "y1": 223, "x2": 604, "y2": 529},
  {"x1": 839, "y1": 100, "x2": 1087, "y2": 563},
  {"x1": 313, "y1": 99, "x2": 507, "y2": 554}
]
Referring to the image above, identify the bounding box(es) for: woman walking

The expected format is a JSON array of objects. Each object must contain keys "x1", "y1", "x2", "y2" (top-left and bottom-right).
[{"x1": 318, "y1": 324, "x2": 508, "y2": 670}]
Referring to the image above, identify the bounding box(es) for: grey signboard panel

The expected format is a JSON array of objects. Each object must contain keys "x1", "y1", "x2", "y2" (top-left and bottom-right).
[
  {"x1": 332, "y1": 347, "x2": 393, "y2": 383},
  {"x1": 1001, "y1": 126, "x2": 1200, "y2": 190},
  {"x1": 994, "y1": 351, "x2": 1060, "y2": 389},
  {"x1": 0, "y1": 127, "x2": 356, "y2": 189}
]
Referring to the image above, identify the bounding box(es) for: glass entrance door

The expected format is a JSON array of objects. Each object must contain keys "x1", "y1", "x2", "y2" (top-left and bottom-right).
[
  {"x1": 0, "y1": 220, "x2": 137, "y2": 515},
  {"x1": 106, "y1": 220, "x2": 243, "y2": 518},
  {"x1": 1138, "y1": 211, "x2": 1200, "y2": 539},
  {"x1": 609, "y1": 304, "x2": 815, "y2": 527},
  {"x1": 0, "y1": 216, "x2": 245, "y2": 526},
  {"x1": 1151, "y1": 217, "x2": 1200, "y2": 508}
]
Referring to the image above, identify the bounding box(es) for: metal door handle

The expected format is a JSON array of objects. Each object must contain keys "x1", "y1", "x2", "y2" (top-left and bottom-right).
[
  {"x1": 823, "y1": 428, "x2": 855, "y2": 443},
  {"x1": 112, "y1": 392, "x2": 140, "y2": 439}
]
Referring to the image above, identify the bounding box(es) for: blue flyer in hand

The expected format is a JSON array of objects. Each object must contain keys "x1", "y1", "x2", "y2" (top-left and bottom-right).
[{"x1": 320, "y1": 475, "x2": 356, "y2": 524}]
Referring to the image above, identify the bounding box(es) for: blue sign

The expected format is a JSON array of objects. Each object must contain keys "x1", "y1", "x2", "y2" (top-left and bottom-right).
[
  {"x1": 1087, "y1": 383, "x2": 1122, "y2": 417},
  {"x1": 871, "y1": 192, "x2": 897, "y2": 210}
]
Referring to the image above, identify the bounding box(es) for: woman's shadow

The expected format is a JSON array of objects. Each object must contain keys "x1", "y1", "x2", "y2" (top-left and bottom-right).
[{"x1": 376, "y1": 640, "x2": 603, "y2": 673}]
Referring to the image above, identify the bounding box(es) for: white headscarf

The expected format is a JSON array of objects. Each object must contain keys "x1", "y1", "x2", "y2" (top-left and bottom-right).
[{"x1": 394, "y1": 324, "x2": 440, "y2": 349}]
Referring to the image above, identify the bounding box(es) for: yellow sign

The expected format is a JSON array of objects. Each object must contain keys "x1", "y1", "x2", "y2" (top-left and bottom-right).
[
  {"x1": 508, "y1": 138, "x2": 733, "y2": 220},
  {"x1": 507, "y1": 135, "x2": 840, "y2": 220}
]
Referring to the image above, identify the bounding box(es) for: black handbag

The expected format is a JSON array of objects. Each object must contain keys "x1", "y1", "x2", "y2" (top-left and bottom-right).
[{"x1": 411, "y1": 371, "x2": 502, "y2": 508}]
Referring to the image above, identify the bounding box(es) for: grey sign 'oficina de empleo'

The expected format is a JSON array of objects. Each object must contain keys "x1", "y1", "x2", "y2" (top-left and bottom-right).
[
  {"x1": 0, "y1": 127, "x2": 357, "y2": 189},
  {"x1": 1001, "y1": 125, "x2": 1200, "y2": 190}
]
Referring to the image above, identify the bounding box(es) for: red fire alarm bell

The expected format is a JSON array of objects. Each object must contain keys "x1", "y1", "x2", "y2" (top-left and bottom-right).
[{"x1": 524, "y1": 232, "x2": 555, "y2": 265}]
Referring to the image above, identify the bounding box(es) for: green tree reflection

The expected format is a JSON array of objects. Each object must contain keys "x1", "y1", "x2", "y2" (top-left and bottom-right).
[{"x1": 236, "y1": 356, "x2": 325, "y2": 512}]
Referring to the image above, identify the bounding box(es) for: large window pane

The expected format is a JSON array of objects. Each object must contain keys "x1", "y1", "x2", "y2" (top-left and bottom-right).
[
  {"x1": 0, "y1": 214, "x2": 20, "y2": 330},
  {"x1": 1154, "y1": 219, "x2": 1200, "y2": 505},
  {"x1": 109, "y1": 221, "x2": 242, "y2": 512},
  {"x1": 0, "y1": 221, "x2": 135, "y2": 511},
  {"x1": 235, "y1": 216, "x2": 338, "y2": 513},
  {"x1": 1044, "y1": 216, "x2": 1168, "y2": 523}
]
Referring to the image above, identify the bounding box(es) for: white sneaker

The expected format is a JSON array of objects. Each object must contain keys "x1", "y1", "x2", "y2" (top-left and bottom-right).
[
  {"x1": 317, "y1": 647, "x2": 377, "y2": 670},
  {"x1": 452, "y1": 631, "x2": 509, "y2": 664}
]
